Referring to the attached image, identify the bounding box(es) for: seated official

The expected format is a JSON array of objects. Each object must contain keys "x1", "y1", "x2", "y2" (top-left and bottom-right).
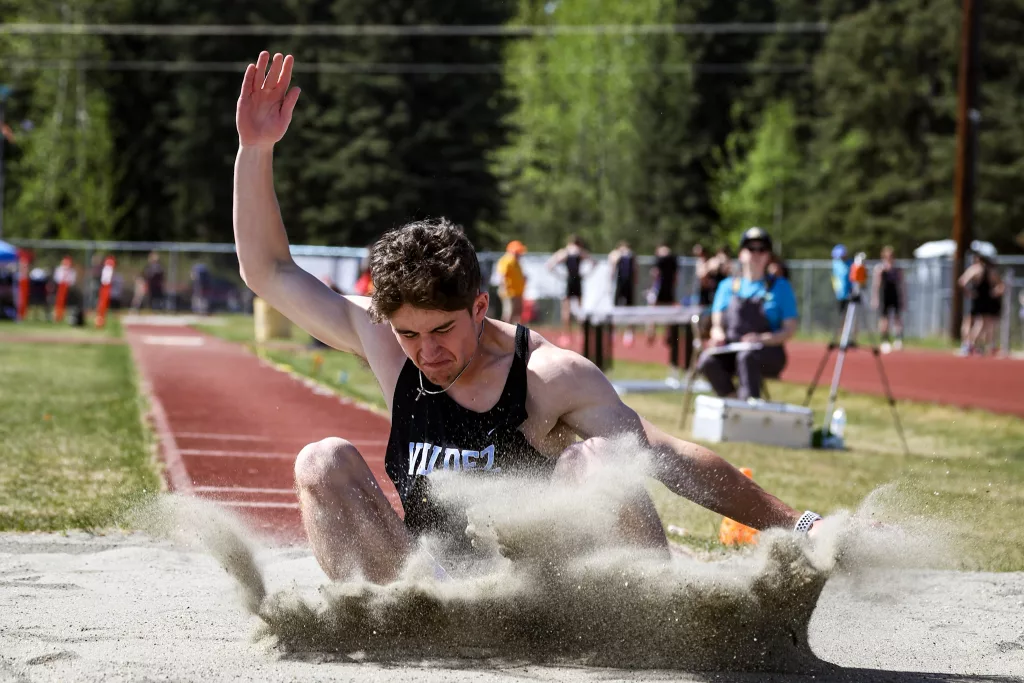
[{"x1": 698, "y1": 227, "x2": 798, "y2": 400}]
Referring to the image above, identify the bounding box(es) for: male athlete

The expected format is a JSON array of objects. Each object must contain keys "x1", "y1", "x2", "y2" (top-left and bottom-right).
[{"x1": 234, "y1": 52, "x2": 821, "y2": 584}]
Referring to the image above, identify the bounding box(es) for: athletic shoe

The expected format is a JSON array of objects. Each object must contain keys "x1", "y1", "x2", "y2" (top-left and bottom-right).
[
  {"x1": 880, "y1": 342, "x2": 892, "y2": 354},
  {"x1": 893, "y1": 339, "x2": 903, "y2": 351}
]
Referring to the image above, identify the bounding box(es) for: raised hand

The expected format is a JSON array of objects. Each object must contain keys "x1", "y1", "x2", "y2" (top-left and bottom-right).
[{"x1": 236, "y1": 51, "x2": 301, "y2": 150}]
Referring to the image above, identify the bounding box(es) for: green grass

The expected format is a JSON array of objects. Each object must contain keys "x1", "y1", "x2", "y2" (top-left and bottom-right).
[
  {"x1": 0, "y1": 341, "x2": 159, "y2": 530},
  {"x1": 606, "y1": 361, "x2": 1024, "y2": 570},
  {"x1": 791, "y1": 328, "x2": 961, "y2": 352},
  {"x1": 198, "y1": 314, "x2": 1024, "y2": 571},
  {"x1": 0, "y1": 314, "x2": 124, "y2": 341}
]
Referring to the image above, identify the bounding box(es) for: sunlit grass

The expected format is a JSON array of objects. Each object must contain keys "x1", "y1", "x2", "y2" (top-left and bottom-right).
[{"x1": 0, "y1": 342, "x2": 159, "y2": 530}]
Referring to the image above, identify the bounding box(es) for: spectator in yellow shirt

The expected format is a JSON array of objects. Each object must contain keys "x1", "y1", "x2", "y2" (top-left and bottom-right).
[{"x1": 497, "y1": 240, "x2": 528, "y2": 324}]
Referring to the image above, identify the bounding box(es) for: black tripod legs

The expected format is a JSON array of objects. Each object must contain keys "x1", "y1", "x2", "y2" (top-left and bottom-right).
[
  {"x1": 870, "y1": 346, "x2": 911, "y2": 457},
  {"x1": 804, "y1": 340, "x2": 837, "y2": 407}
]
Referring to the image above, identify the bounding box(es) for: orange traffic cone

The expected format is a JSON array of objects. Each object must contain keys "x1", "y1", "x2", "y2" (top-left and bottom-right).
[{"x1": 719, "y1": 467, "x2": 760, "y2": 546}]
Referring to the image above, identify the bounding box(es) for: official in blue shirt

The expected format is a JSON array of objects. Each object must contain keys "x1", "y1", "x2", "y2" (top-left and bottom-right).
[
  {"x1": 831, "y1": 244, "x2": 853, "y2": 307},
  {"x1": 698, "y1": 227, "x2": 799, "y2": 400}
]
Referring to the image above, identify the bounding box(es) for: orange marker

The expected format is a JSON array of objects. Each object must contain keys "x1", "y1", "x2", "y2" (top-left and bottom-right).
[
  {"x1": 53, "y1": 256, "x2": 73, "y2": 323},
  {"x1": 94, "y1": 256, "x2": 116, "y2": 328},
  {"x1": 719, "y1": 467, "x2": 761, "y2": 546},
  {"x1": 16, "y1": 249, "x2": 31, "y2": 321}
]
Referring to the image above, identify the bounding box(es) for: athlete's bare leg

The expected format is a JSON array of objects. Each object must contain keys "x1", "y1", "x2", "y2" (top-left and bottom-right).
[
  {"x1": 553, "y1": 439, "x2": 669, "y2": 555},
  {"x1": 559, "y1": 297, "x2": 573, "y2": 341},
  {"x1": 295, "y1": 437, "x2": 412, "y2": 583}
]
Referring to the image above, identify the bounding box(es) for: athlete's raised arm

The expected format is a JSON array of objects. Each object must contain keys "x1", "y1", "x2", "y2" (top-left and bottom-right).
[{"x1": 233, "y1": 51, "x2": 393, "y2": 364}]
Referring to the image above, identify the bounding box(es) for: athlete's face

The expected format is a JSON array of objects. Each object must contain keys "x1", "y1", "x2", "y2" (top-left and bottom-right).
[{"x1": 389, "y1": 293, "x2": 489, "y2": 387}]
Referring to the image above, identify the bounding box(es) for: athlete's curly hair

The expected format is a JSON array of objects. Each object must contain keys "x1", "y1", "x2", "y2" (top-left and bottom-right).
[{"x1": 367, "y1": 218, "x2": 482, "y2": 323}]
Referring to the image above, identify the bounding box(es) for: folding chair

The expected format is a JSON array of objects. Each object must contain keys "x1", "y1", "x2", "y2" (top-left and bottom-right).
[{"x1": 678, "y1": 319, "x2": 771, "y2": 429}]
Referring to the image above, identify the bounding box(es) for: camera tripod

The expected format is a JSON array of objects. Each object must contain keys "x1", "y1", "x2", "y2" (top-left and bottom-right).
[{"x1": 803, "y1": 294, "x2": 910, "y2": 456}]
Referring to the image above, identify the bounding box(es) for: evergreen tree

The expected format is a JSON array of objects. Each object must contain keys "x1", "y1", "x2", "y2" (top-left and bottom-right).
[
  {"x1": 799, "y1": 0, "x2": 960, "y2": 256},
  {"x1": 1, "y1": 0, "x2": 122, "y2": 240}
]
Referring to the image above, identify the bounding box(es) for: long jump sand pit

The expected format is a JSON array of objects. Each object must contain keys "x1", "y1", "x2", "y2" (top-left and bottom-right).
[{"x1": 2, "y1": 448, "x2": 1022, "y2": 683}]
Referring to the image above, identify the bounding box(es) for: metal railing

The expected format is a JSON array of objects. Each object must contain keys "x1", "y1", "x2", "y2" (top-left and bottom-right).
[{"x1": 4, "y1": 238, "x2": 1021, "y2": 350}]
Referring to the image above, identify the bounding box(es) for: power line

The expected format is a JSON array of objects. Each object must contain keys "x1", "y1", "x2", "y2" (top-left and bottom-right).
[
  {"x1": 0, "y1": 22, "x2": 830, "y2": 38},
  {"x1": 0, "y1": 58, "x2": 811, "y2": 75}
]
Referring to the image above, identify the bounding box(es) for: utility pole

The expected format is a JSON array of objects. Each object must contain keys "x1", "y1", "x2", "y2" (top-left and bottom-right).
[
  {"x1": 0, "y1": 84, "x2": 10, "y2": 240},
  {"x1": 951, "y1": 0, "x2": 981, "y2": 342}
]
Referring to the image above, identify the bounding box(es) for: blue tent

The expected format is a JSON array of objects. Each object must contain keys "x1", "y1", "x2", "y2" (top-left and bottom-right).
[{"x1": 0, "y1": 240, "x2": 18, "y2": 263}]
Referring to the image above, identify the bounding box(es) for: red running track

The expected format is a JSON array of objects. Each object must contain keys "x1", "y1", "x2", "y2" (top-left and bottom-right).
[
  {"x1": 125, "y1": 323, "x2": 400, "y2": 544},
  {"x1": 538, "y1": 327, "x2": 1024, "y2": 418},
  {"x1": 126, "y1": 319, "x2": 1021, "y2": 545}
]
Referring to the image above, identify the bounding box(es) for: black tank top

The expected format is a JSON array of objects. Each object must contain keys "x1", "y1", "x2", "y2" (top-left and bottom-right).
[
  {"x1": 974, "y1": 267, "x2": 993, "y2": 302},
  {"x1": 566, "y1": 253, "x2": 582, "y2": 280},
  {"x1": 616, "y1": 252, "x2": 634, "y2": 286},
  {"x1": 881, "y1": 266, "x2": 900, "y2": 298},
  {"x1": 384, "y1": 324, "x2": 554, "y2": 551}
]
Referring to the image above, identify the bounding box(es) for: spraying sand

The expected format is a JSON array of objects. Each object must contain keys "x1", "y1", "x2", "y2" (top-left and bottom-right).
[{"x1": 1, "y1": 436, "x2": 1022, "y2": 681}]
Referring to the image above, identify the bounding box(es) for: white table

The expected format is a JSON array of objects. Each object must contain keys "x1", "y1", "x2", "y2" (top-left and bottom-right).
[{"x1": 573, "y1": 303, "x2": 706, "y2": 395}]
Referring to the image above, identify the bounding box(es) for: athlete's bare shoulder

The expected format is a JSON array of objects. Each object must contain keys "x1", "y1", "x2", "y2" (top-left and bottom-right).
[{"x1": 522, "y1": 329, "x2": 612, "y2": 416}]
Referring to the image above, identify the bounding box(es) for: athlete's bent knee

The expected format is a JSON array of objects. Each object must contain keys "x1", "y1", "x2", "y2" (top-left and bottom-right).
[{"x1": 294, "y1": 437, "x2": 361, "y2": 491}]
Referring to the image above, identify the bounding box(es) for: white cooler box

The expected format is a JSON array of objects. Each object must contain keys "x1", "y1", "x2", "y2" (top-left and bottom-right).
[{"x1": 691, "y1": 395, "x2": 814, "y2": 449}]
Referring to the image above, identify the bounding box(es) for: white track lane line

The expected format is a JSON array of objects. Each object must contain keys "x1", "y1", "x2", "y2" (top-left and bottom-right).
[
  {"x1": 217, "y1": 501, "x2": 301, "y2": 510},
  {"x1": 194, "y1": 486, "x2": 295, "y2": 495},
  {"x1": 176, "y1": 432, "x2": 272, "y2": 442},
  {"x1": 180, "y1": 441, "x2": 388, "y2": 459},
  {"x1": 180, "y1": 449, "x2": 293, "y2": 459}
]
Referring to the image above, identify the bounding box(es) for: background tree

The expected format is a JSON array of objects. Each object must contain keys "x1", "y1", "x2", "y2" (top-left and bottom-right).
[
  {"x1": 1, "y1": 0, "x2": 122, "y2": 240},
  {"x1": 709, "y1": 99, "x2": 802, "y2": 254}
]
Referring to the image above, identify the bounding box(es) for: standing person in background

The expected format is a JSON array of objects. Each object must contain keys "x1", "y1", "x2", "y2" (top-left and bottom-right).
[
  {"x1": 649, "y1": 239, "x2": 683, "y2": 384},
  {"x1": 143, "y1": 251, "x2": 166, "y2": 311},
  {"x1": 1018, "y1": 290, "x2": 1024, "y2": 350},
  {"x1": 496, "y1": 240, "x2": 528, "y2": 325},
  {"x1": 547, "y1": 234, "x2": 593, "y2": 345},
  {"x1": 830, "y1": 245, "x2": 856, "y2": 336},
  {"x1": 831, "y1": 245, "x2": 853, "y2": 312},
  {"x1": 959, "y1": 252, "x2": 1005, "y2": 356},
  {"x1": 713, "y1": 246, "x2": 733, "y2": 289},
  {"x1": 608, "y1": 239, "x2": 637, "y2": 346},
  {"x1": 191, "y1": 261, "x2": 212, "y2": 316},
  {"x1": 694, "y1": 244, "x2": 717, "y2": 310},
  {"x1": 871, "y1": 246, "x2": 906, "y2": 353},
  {"x1": 130, "y1": 276, "x2": 147, "y2": 312}
]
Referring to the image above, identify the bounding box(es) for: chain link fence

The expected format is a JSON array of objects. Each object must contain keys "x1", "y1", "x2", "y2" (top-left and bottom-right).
[{"x1": 3, "y1": 238, "x2": 1022, "y2": 351}]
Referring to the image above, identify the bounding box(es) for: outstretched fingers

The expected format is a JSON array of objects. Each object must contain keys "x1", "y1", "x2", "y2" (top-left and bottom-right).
[
  {"x1": 281, "y1": 86, "x2": 301, "y2": 118},
  {"x1": 254, "y1": 51, "x2": 270, "y2": 88},
  {"x1": 240, "y1": 63, "x2": 257, "y2": 99},
  {"x1": 277, "y1": 54, "x2": 295, "y2": 93},
  {"x1": 264, "y1": 53, "x2": 285, "y2": 90}
]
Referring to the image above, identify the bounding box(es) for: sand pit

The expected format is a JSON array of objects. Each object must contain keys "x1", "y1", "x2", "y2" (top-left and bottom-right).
[
  {"x1": 0, "y1": 531, "x2": 1022, "y2": 683},
  {"x1": 2, "y1": 440, "x2": 1021, "y2": 682}
]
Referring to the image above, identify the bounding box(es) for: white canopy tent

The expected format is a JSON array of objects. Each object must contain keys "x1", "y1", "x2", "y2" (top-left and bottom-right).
[{"x1": 913, "y1": 238, "x2": 997, "y2": 259}]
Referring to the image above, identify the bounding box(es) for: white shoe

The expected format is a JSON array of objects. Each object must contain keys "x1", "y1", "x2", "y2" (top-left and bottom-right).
[
  {"x1": 893, "y1": 339, "x2": 903, "y2": 351},
  {"x1": 881, "y1": 342, "x2": 892, "y2": 354}
]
